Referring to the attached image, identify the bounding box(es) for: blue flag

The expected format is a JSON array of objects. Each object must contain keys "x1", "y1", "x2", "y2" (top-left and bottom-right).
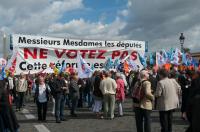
[
  {"x1": 0, "y1": 67, "x2": 6, "y2": 80},
  {"x1": 149, "y1": 53, "x2": 154, "y2": 65},
  {"x1": 182, "y1": 52, "x2": 188, "y2": 66},
  {"x1": 138, "y1": 53, "x2": 147, "y2": 68},
  {"x1": 104, "y1": 57, "x2": 113, "y2": 71}
]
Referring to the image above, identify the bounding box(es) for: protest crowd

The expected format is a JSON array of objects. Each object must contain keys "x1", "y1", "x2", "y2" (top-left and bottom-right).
[{"x1": 0, "y1": 62, "x2": 200, "y2": 132}]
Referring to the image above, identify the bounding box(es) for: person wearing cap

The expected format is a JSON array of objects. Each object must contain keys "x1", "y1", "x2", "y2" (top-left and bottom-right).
[
  {"x1": 100, "y1": 71, "x2": 117, "y2": 119},
  {"x1": 15, "y1": 73, "x2": 28, "y2": 111},
  {"x1": 115, "y1": 72, "x2": 125, "y2": 117},
  {"x1": 134, "y1": 70, "x2": 154, "y2": 132}
]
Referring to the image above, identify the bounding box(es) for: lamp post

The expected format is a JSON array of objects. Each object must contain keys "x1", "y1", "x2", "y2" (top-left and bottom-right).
[{"x1": 179, "y1": 33, "x2": 185, "y2": 52}]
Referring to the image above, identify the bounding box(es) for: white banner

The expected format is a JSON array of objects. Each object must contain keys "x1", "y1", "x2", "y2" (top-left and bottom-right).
[
  {"x1": 11, "y1": 34, "x2": 146, "y2": 51},
  {"x1": 14, "y1": 47, "x2": 144, "y2": 74},
  {"x1": 11, "y1": 34, "x2": 146, "y2": 74}
]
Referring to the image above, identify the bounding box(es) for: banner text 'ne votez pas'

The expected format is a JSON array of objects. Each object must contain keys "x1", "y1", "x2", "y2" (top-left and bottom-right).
[{"x1": 11, "y1": 34, "x2": 146, "y2": 74}]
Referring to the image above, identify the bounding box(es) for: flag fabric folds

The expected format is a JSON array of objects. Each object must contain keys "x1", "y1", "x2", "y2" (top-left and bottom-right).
[
  {"x1": 104, "y1": 57, "x2": 113, "y2": 71},
  {"x1": 149, "y1": 53, "x2": 154, "y2": 65},
  {"x1": 77, "y1": 52, "x2": 93, "y2": 78},
  {"x1": 138, "y1": 52, "x2": 147, "y2": 68}
]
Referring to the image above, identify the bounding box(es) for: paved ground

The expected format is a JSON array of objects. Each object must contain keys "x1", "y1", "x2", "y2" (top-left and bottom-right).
[{"x1": 15, "y1": 98, "x2": 188, "y2": 132}]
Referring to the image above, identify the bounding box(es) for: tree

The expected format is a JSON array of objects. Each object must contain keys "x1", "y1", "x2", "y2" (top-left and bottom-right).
[{"x1": 183, "y1": 48, "x2": 190, "y2": 53}]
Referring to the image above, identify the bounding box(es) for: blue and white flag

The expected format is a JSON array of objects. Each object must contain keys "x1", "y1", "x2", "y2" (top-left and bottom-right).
[
  {"x1": 77, "y1": 52, "x2": 93, "y2": 78},
  {"x1": 114, "y1": 58, "x2": 120, "y2": 68},
  {"x1": 104, "y1": 57, "x2": 113, "y2": 71},
  {"x1": 128, "y1": 58, "x2": 138, "y2": 71},
  {"x1": 161, "y1": 49, "x2": 168, "y2": 64},
  {"x1": 156, "y1": 52, "x2": 163, "y2": 66},
  {"x1": 59, "y1": 62, "x2": 66, "y2": 73},
  {"x1": 182, "y1": 52, "x2": 188, "y2": 66},
  {"x1": 149, "y1": 53, "x2": 154, "y2": 65},
  {"x1": 0, "y1": 67, "x2": 6, "y2": 80},
  {"x1": 171, "y1": 48, "x2": 181, "y2": 65},
  {"x1": 138, "y1": 52, "x2": 147, "y2": 68}
]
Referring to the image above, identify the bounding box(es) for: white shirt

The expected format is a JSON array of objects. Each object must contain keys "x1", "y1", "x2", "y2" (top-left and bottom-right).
[
  {"x1": 8, "y1": 77, "x2": 14, "y2": 90},
  {"x1": 33, "y1": 84, "x2": 50, "y2": 103},
  {"x1": 38, "y1": 84, "x2": 47, "y2": 103}
]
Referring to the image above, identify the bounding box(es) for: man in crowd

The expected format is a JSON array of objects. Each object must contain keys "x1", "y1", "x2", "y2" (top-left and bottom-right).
[
  {"x1": 69, "y1": 73, "x2": 80, "y2": 117},
  {"x1": 54, "y1": 73, "x2": 67, "y2": 123},
  {"x1": 133, "y1": 70, "x2": 154, "y2": 132},
  {"x1": 100, "y1": 71, "x2": 117, "y2": 119},
  {"x1": 155, "y1": 69, "x2": 181, "y2": 132},
  {"x1": 186, "y1": 71, "x2": 200, "y2": 132}
]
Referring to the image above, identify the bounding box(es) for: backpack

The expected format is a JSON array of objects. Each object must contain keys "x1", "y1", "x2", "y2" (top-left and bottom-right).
[{"x1": 132, "y1": 80, "x2": 147, "y2": 103}]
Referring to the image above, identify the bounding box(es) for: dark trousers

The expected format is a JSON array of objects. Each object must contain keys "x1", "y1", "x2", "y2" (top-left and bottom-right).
[
  {"x1": 16, "y1": 92, "x2": 25, "y2": 110},
  {"x1": 71, "y1": 97, "x2": 78, "y2": 115},
  {"x1": 36, "y1": 101, "x2": 47, "y2": 121},
  {"x1": 83, "y1": 91, "x2": 92, "y2": 107},
  {"x1": 65, "y1": 94, "x2": 71, "y2": 108},
  {"x1": 55, "y1": 94, "x2": 66, "y2": 121},
  {"x1": 159, "y1": 110, "x2": 173, "y2": 132},
  {"x1": 135, "y1": 107, "x2": 151, "y2": 132},
  {"x1": 78, "y1": 92, "x2": 83, "y2": 108}
]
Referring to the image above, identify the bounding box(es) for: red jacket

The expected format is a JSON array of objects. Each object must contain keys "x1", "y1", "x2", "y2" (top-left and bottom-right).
[{"x1": 116, "y1": 78, "x2": 125, "y2": 101}]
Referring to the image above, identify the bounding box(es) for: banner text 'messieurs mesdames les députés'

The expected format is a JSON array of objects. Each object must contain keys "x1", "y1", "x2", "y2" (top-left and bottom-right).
[{"x1": 11, "y1": 34, "x2": 146, "y2": 74}]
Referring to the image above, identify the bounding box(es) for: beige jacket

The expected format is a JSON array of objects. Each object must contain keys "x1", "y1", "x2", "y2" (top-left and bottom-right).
[
  {"x1": 133, "y1": 80, "x2": 154, "y2": 110},
  {"x1": 16, "y1": 78, "x2": 28, "y2": 92},
  {"x1": 155, "y1": 78, "x2": 181, "y2": 111},
  {"x1": 140, "y1": 80, "x2": 154, "y2": 110},
  {"x1": 100, "y1": 77, "x2": 117, "y2": 95}
]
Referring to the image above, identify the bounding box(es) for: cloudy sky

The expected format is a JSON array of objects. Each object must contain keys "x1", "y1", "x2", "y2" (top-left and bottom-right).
[{"x1": 0, "y1": 0, "x2": 200, "y2": 57}]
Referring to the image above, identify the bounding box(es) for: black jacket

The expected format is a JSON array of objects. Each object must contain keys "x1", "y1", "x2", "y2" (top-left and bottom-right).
[
  {"x1": 186, "y1": 77, "x2": 200, "y2": 132},
  {"x1": 93, "y1": 75, "x2": 103, "y2": 98},
  {"x1": 0, "y1": 79, "x2": 19, "y2": 132}
]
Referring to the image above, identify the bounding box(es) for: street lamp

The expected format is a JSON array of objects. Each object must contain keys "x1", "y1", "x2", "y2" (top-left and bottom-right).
[{"x1": 179, "y1": 33, "x2": 185, "y2": 52}]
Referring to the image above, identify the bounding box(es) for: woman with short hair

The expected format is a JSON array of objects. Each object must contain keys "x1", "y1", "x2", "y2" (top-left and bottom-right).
[{"x1": 33, "y1": 74, "x2": 50, "y2": 121}]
